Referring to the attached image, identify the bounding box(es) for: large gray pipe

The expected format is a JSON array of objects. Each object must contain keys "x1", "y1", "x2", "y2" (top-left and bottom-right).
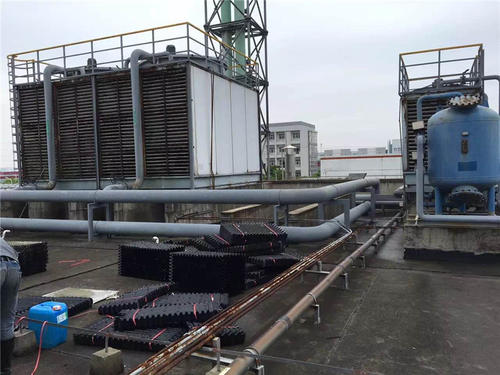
[
  {"x1": 105, "y1": 49, "x2": 152, "y2": 190},
  {"x1": 416, "y1": 134, "x2": 500, "y2": 224},
  {"x1": 22, "y1": 65, "x2": 65, "y2": 190},
  {"x1": 0, "y1": 178, "x2": 379, "y2": 205},
  {"x1": 416, "y1": 91, "x2": 463, "y2": 122},
  {"x1": 0, "y1": 202, "x2": 370, "y2": 243},
  {"x1": 130, "y1": 49, "x2": 151, "y2": 189},
  {"x1": 105, "y1": 49, "x2": 155, "y2": 190}
]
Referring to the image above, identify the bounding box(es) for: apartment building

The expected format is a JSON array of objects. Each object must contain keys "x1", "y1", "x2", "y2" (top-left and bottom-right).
[{"x1": 263, "y1": 121, "x2": 319, "y2": 177}]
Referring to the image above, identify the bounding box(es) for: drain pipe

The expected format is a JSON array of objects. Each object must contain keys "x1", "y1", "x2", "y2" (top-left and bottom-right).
[
  {"x1": 227, "y1": 211, "x2": 402, "y2": 375},
  {"x1": 105, "y1": 49, "x2": 153, "y2": 190},
  {"x1": 416, "y1": 134, "x2": 500, "y2": 224},
  {"x1": 415, "y1": 91, "x2": 463, "y2": 124},
  {"x1": 0, "y1": 202, "x2": 370, "y2": 243},
  {"x1": 19, "y1": 65, "x2": 65, "y2": 190}
]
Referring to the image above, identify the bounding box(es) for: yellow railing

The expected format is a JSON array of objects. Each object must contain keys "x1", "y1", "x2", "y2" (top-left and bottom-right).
[
  {"x1": 400, "y1": 43, "x2": 483, "y2": 58},
  {"x1": 8, "y1": 21, "x2": 256, "y2": 67}
]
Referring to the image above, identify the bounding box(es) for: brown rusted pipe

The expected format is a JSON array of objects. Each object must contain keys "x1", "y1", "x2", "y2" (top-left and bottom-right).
[
  {"x1": 130, "y1": 231, "x2": 356, "y2": 374},
  {"x1": 226, "y1": 211, "x2": 402, "y2": 375}
]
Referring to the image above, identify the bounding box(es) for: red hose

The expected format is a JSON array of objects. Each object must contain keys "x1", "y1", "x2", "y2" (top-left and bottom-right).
[{"x1": 31, "y1": 320, "x2": 48, "y2": 375}]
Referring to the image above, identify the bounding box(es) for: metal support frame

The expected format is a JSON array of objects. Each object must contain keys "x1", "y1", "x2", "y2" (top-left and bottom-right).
[
  {"x1": 317, "y1": 202, "x2": 325, "y2": 221},
  {"x1": 369, "y1": 187, "x2": 376, "y2": 222},
  {"x1": 273, "y1": 204, "x2": 288, "y2": 225},
  {"x1": 205, "y1": 0, "x2": 269, "y2": 177},
  {"x1": 87, "y1": 202, "x2": 110, "y2": 241}
]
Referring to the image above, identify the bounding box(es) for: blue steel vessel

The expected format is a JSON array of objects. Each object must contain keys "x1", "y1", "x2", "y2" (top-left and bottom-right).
[{"x1": 427, "y1": 97, "x2": 500, "y2": 214}]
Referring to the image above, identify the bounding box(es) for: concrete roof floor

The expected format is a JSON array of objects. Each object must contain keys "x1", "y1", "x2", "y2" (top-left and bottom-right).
[{"x1": 8, "y1": 214, "x2": 500, "y2": 375}]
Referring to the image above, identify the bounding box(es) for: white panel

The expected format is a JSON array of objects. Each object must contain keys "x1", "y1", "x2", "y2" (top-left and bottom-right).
[
  {"x1": 230, "y1": 83, "x2": 247, "y2": 174},
  {"x1": 245, "y1": 89, "x2": 260, "y2": 172},
  {"x1": 321, "y1": 157, "x2": 403, "y2": 178},
  {"x1": 191, "y1": 65, "x2": 260, "y2": 179},
  {"x1": 213, "y1": 75, "x2": 233, "y2": 175},
  {"x1": 191, "y1": 66, "x2": 212, "y2": 176}
]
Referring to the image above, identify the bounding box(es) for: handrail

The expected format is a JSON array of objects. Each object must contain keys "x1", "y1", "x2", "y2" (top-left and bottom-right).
[
  {"x1": 7, "y1": 21, "x2": 257, "y2": 67},
  {"x1": 399, "y1": 43, "x2": 483, "y2": 58}
]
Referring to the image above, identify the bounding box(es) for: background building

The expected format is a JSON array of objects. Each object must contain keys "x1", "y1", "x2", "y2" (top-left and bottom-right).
[
  {"x1": 263, "y1": 121, "x2": 319, "y2": 177},
  {"x1": 320, "y1": 139, "x2": 403, "y2": 178}
]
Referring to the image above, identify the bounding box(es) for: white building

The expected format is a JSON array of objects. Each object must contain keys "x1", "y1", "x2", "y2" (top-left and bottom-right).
[
  {"x1": 321, "y1": 154, "x2": 402, "y2": 178},
  {"x1": 388, "y1": 139, "x2": 402, "y2": 154},
  {"x1": 263, "y1": 121, "x2": 319, "y2": 177},
  {"x1": 322, "y1": 146, "x2": 387, "y2": 157}
]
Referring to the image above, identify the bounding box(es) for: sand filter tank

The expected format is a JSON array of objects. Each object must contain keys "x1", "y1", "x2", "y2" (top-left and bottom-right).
[{"x1": 427, "y1": 95, "x2": 500, "y2": 214}]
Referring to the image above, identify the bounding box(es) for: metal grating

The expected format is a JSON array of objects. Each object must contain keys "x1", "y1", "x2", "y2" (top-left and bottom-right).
[
  {"x1": 96, "y1": 73, "x2": 135, "y2": 179},
  {"x1": 55, "y1": 77, "x2": 96, "y2": 179},
  {"x1": 15, "y1": 64, "x2": 192, "y2": 183},
  {"x1": 142, "y1": 65, "x2": 190, "y2": 177},
  {"x1": 17, "y1": 83, "x2": 48, "y2": 181},
  {"x1": 404, "y1": 90, "x2": 479, "y2": 171}
]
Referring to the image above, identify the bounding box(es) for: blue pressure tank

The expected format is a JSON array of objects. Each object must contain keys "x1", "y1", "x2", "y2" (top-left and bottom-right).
[{"x1": 427, "y1": 95, "x2": 500, "y2": 212}]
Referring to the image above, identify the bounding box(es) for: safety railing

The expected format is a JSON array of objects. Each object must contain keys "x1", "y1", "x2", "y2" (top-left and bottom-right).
[
  {"x1": 7, "y1": 21, "x2": 258, "y2": 84},
  {"x1": 398, "y1": 44, "x2": 484, "y2": 95}
]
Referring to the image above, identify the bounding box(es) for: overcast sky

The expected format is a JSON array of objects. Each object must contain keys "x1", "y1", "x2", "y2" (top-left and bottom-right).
[{"x1": 1, "y1": 0, "x2": 499, "y2": 169}]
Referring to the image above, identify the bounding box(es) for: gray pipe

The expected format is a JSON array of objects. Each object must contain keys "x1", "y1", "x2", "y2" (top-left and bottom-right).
[
  {"x1": 0, "y1": 202, "x2": 370, "y2": 243},
  {"x1": 0, "y1": 178, "x2": 379, "y2": 205},
  {"x1": 416, "y1": 91, "x2": 463, "y2": 122},
  {"x1": 106, "y1": 49, "x2": 155, "y2": 190},
  {"x1": 284, "y1": 201, "x2": 369, "y2": 242},
  {"x1": 416, "y1": 135, "x2": 500, "y2": 224},
  {"x1": 29, "y1": 65, "x2": 66, "y2": 190},
  {"x1": 227, "y1": 212, "x2": 401, "y2": 375},
  {"x1": 128, "y1": 49, "x2": 153, "y2": 189}
]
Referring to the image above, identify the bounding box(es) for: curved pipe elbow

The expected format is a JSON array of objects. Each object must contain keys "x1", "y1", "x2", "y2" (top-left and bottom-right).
[
  {"x1": 103, "y1": 183, "x2": 128, "y2": 190},
  {"x1": 128, "y1": 49, "x2": 153, "y2": 190},
  {"x1": 39, "y1": 64, "x2": 65, "y2": 190},
  {"x1": 416, "y1": 91, "x2": 463, "y2": 122}
]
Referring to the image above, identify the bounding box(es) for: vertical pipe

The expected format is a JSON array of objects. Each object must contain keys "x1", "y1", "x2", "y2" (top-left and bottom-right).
[
  {"x1": 273, "y1": 205, "x2": 279, "y2": 225},
  {"x1": 63, "y1": 46, "x2": 67, "y2": 76},
  {"x1": 41, "y1": 65, "x2": 65, "y2": 190},
  {"x1": 87, "y1": 203, "x2": 94, "y2": 241},
  {"x1": 370, "y1": 187, "x2": 376, "y2": 221},
  {"x1": 130, "y1": 49, "x2": 151, "y2": 189},
  {"x1": 186, "y1": 64, "x2": 196, "y2": 189},
  {"x1": 437, "y1": 50, "x2": 441, "y2": 86},
  {"x1": 36, "y1": 51, "x2": 41, "y2": 82},
  {"x1": 221, "y1": 0, "x2": 232, "y2": 77},
  {"x1": 91, "y1": 75, "x2": 100, "y2": 189},
  {"x1": 488, "y1": 186, "x2": 497, "y2": 215},
  {"x1": 234, "y1": 0, "x2": 246, "y2": 76},
  {"x1": 343, "y1": 199, "x2": 350, "y2": 229},
  {"x1": 434, "y1": 187, "x2": 442, "y2": 214},
  {"x1": 317, "y1": 202, "x2": 325, "y2": 221},
  {"x1": 204, "y1": 0, "x2": 209, "y2": 59},
  {"x1": 186, "y1": 23, "x2": 190, "y2": 57},
  {"x1": 120, "y1": 36, "x2": 124, "y2": 69}
]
